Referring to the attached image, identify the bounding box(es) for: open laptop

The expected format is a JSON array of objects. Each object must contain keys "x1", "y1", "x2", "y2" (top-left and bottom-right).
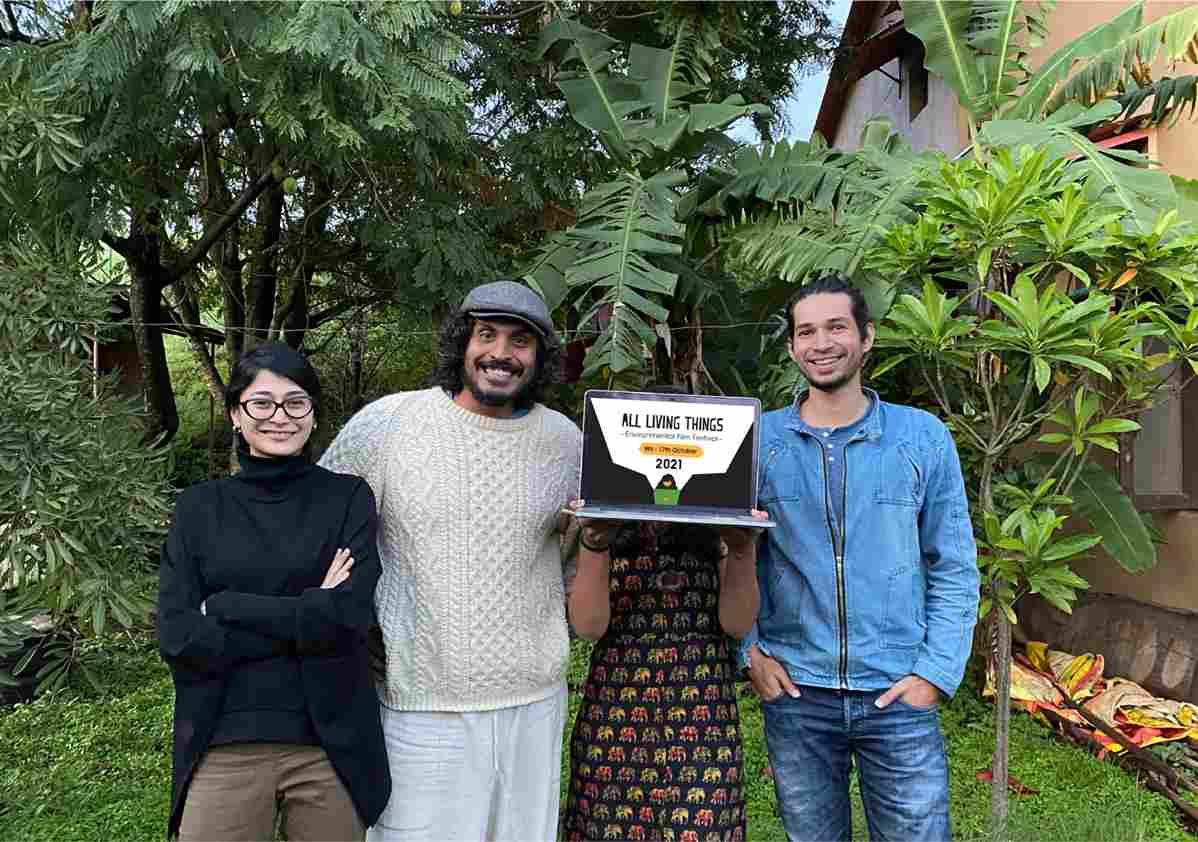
[{"x1": 572, "y1": 390, "x2": 775, "y2": 528}]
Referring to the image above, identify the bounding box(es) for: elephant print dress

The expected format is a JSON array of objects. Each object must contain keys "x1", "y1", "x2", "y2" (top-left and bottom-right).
[{"x1": 563, "y1": 523, "x2": 746, "y2": 842}]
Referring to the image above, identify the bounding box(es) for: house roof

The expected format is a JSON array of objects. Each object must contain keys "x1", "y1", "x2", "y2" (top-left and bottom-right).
[{"x1": 813, "y1": 0, "x2": 913, "y2": 144}]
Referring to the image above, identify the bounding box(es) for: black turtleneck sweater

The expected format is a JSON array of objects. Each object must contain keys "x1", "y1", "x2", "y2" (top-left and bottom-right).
[{"x1": 157, "y1": 446, "x2": 390, "y2": 837}]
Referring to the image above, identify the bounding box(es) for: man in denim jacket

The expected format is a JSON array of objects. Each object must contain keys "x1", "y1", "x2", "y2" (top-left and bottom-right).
[{"x1": 742, "y1": 276, "x2": 978, "y2": 841}]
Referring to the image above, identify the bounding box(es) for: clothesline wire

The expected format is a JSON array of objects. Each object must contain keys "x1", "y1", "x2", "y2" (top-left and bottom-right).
[{"x1": 14, "y1": 313, "x2": 785, "y2": 337}]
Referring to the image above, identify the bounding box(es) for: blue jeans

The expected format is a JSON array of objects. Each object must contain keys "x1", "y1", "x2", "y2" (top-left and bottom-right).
[{"x1": 763, "y1": 685, "x2": 951, "y2": 842}]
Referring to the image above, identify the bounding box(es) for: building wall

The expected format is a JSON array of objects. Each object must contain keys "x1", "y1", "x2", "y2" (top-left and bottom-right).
[
  {"x1": 828, "y1": 3, "x2": 967, "y2": 153},
  {"x1": 1026, "y1": 1, "x2": 1198, "y2": 612},
  {"x1": 1070, "y1": 513, "x2": 1198, "y2": 611},
  {"x1": 832, "y1": 61, "x2": 968, "y2": 154}
]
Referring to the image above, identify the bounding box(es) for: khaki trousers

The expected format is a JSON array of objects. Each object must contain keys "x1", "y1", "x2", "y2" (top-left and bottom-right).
[{"x1": 178, "y1": 743, "x2": 364, "y2": 842}]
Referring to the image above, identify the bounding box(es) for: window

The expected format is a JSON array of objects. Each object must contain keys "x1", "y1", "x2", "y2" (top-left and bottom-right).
[
  {"x1": 1091, "y1": 129, "x2": 1197, "y2": 510},
  {"x1": 1121, "y1": 341, "x2": 1198, "y2": 510},
  {"x1": 902, "y1": 37, "x2": 928, "y2": 122}
]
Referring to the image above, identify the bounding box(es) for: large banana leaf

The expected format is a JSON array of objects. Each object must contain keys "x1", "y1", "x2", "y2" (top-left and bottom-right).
[
  {"x1": 537, "y1": 17, "x2": 642, "y2": 160},
  {"x1": 1114, "y1": 76, "x2": 1198, "y2": 126},
  {"x1": 980, "y1": 102, "x2": 1177, "y2": 228},
  {"x1": 691, "y1": 118, "x2": 922, "y2": 219},
  {"x1": 1173, "y1": 175, "x2": 1198, "y2": 225},
  {"x1": 689, "y1": 139, "x2": 859, "y2": 217},
  {"x1": 969, "y1": 1, "x2": 1054, "y2": 118},
  {"x1": 840, "y1": 141, "x2": 930, "y2": 279},
  {"x1": 707, "y1": 120, "x2": 928, "y2": 318},
  {"x1": 1006, "y1": 3, "x2": 1143, "y2": 119},
  {"x1": 1045, "y1": 4, "x2": 1198, "y2": 115},
  {"x1": 629, "y1": 19, "x2": 710, "y2": 123},
  {"x1": 1054, "y1": 461, "x2": 1157, "y2": 574},
  {"x1": 902, "y1": 0, "x2": 985, "y2": 118},
  {"x1": 521, "y1": 233, "x2": 577, "y2": 313},
  {"x1": 721, "y1": 213, "x2": 897, "y2": 323},
  {"x1": 566, "y1": 170, "x2": 685, "y2": 378}
]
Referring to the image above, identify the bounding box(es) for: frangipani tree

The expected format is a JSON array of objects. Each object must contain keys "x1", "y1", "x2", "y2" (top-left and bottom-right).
[{"x1": 871, "y1": 146, "x2": 1198, "y2": 835}]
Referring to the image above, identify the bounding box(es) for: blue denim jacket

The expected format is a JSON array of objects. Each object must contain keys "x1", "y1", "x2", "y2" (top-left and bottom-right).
[{"x1": 741, "y1": 390, "x2": 979, "y2": 697}]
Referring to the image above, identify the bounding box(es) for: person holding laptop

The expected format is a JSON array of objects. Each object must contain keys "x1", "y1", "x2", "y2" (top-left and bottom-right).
[{"x1": 562, "y1": 388, "x2": 766, "y2": 842}]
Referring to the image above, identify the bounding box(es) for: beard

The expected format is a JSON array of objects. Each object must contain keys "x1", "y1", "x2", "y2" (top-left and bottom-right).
[
  {"x1": 462, "y1": 359, "x2": 536, "y2": 407},
  {"x1": 801, "y1": 349, "x2": 865, "y2": 394}
]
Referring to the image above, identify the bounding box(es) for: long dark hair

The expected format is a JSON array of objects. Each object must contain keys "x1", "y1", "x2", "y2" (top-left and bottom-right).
[
  {"x1": 427, "y1": 311, "x2": 562, "y2": 411},
  {"x1": 225, "y1": 343, "x2": 322, "y2": 454}
]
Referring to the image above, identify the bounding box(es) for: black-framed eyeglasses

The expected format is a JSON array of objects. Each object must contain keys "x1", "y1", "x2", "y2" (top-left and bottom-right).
[{"x1": 239, "y1": 397, "x2": 314, "y2": 420}]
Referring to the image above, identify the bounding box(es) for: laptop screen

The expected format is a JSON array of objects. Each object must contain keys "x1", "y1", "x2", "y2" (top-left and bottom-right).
[{"x1": 579, "y1": 390, "x2": 762, "y2": 512}]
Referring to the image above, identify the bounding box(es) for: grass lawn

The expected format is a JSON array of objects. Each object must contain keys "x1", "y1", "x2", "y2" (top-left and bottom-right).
[{"x1": 0, "y1": 634, "x2": 1192, "y2": 841}]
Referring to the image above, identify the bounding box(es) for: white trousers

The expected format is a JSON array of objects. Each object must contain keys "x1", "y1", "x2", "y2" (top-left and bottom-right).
[{"x1": 367, "y1": 684, "x2": 567, "y2": 842}]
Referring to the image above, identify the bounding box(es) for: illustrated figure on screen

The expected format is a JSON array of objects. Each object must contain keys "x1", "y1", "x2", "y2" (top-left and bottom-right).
[{"x1": 654, "y1": 474, "x2": 680, "y2": 506}]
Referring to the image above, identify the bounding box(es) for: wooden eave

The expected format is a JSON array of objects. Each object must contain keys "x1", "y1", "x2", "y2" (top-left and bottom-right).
[{"x1": 813, "y1": 1, "x2": 914, "y2": 144}]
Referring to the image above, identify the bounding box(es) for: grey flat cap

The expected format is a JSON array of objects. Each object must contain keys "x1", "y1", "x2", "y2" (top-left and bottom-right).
[{"x1": 459, "y1": 280, "x2": 559, "y2": 349}]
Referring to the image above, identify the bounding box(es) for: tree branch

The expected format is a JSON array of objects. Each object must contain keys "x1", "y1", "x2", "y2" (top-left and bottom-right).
[
  {"x1": 308, "y1": 293, "x2": 394, "y2": 329},
  {"x1": 3, "y1": 1, "x2": 21, "y2": 35},
  {"x1": 460, "y1": 2, "x2": 544, "y2": 23},
  {"x1": 1044, "y1": 671, "x2": 1198, "y2": 798},
  {"x1": 165, "y1": 152, "x2": 281, "y2": 285},
  {"x1": 164, "y1": 282, "x2": 227, "y2": 403},
  {"x1": 100, "y1": 230, "x2": 132, "y2": 259},
  {"x1": 1, "y1": 29, "x2": 33, "y2": 44}
]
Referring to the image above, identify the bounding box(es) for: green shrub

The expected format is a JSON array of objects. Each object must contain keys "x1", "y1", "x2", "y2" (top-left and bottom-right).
[{"x1": 0, "y1": 241, "x2": 172, "y2": 694}]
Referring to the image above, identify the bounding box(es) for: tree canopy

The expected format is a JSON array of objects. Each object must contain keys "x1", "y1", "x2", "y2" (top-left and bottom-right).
[{"x1": 1, "y1": 0, "x2": 837, "y2": 443}]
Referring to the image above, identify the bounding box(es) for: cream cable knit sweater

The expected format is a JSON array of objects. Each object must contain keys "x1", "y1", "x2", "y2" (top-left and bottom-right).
[{"x1": 319, "y1": 388, "x2": 581, "y2": 711}]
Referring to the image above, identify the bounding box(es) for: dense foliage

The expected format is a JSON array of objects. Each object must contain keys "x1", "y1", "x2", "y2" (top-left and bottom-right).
[
  {"x1": 0, "y1": 238, "x2": 170, "y2": 694},
  {"x1": 700, "y1": 1, "x2": 1198, "y2": 832}
]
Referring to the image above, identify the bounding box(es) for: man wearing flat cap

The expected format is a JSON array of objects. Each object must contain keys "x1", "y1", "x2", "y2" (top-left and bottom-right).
[{"x1": 321, "y1": 280, "x2": 581, "y2": 841}]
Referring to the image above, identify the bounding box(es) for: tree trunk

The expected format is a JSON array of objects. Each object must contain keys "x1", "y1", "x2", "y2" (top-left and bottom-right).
[
  {"x1": 245, "y1": 161, "x2": 284, "y2": 350},
  {"x1": 978, "y1": 454, "x2": 1009, "y2": 838},
  {"x1": 279, "y1": 267, "x2": 309, "y2": 349},
  {"x1": 991, "y1": 609, "x2": 1012, "y2": 840},
  {"x1": 273, "y1": 172, "x2": 332, "y2": 350},
  {"x1": 125, "y1": 216, "x2": 179, "y2": 446},
  {"x1": 221, "y1": 228, "x2": 245, "y2": 366},
  {"x1": 349, "y1": 307, "x2": 367, "y2": 411}
]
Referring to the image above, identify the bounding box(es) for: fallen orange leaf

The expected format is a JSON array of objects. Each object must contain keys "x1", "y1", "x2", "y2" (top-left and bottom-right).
[{"x1": 975, "y1": 769, "x2": 1040, "y2": 797}]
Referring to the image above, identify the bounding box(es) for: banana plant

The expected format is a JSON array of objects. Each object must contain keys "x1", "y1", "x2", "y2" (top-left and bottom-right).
[
  {"x1": 901, "y1": 0, "x2": 1198, "y2": 229},
  {"x1": 526, "y1": 14, "x2": 768, "y2": 383},
  {"x1": 690, "y1": 118, "x2": 934, "y2": 340},
  {"x1": 904, "y1": 0, "x2": 1198, "y2": 128}
]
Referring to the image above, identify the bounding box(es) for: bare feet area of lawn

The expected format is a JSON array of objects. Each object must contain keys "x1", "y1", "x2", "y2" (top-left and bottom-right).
[{"x1": 0, "y1": 635, "x2": 1193, "y2": 841}]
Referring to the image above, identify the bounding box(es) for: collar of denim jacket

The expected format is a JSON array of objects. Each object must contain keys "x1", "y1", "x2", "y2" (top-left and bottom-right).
[{"x1": 785, "y1": 386, "x2": 883, "y2": 441}]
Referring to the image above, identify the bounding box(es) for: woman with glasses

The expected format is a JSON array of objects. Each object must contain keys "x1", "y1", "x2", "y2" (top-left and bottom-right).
[{"x1": 158, "y1": 343, "x2": 389, "y2": 841}]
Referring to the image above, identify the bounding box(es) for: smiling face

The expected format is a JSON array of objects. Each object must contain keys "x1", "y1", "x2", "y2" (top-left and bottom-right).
[
  {"x1": 788, "y1": 292, "x2": 875, "y2": 394},
  {"x1": 229, "y1": 369, "x2": 315, "y2": 458},
  {"x1": 456, "y1": 317, "x2": 540, "y2": 416}
]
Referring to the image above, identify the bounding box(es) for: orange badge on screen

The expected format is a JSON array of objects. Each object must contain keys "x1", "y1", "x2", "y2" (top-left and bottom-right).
[{"x1": 639, "y1": 443, "x2": 704, "y2": 458}]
